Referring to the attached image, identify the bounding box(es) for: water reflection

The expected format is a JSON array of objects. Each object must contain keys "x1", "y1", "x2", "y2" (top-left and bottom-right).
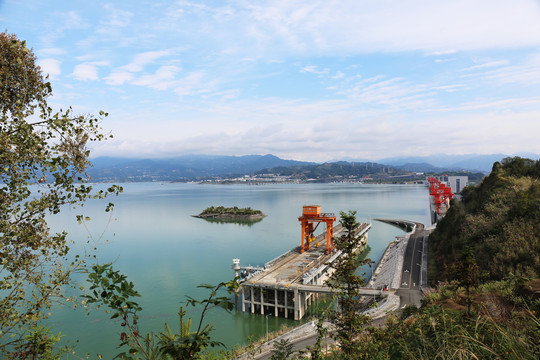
[{"x1": 198, "y1": 217, "x2": 264, "y2": 226}]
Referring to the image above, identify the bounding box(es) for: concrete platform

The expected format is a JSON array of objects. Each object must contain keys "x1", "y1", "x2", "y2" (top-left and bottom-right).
[{"x1": 238, "y1": 223, "x2": 371, "y2": 320}]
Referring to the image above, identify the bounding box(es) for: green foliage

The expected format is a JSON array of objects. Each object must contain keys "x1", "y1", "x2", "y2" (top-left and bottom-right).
[
  {"x1": 85, "y1": 263, "x2": 142, "y2": 318},
  {"x1": 256, "y1": 162, "x2": 408, "y2": 181},
  {"x1": 6, "y1": 324, "x2": 67, "y2": 359},
  {"x1": 200, "y1": 206, "x2": 263, "y2": 216},
  {"x1": 309, "y1": 316, "x2": 328, "y2": 360},
  {"x1": 445, "y1": 246, "x2": 479, "y2": 316},
  {"x1": 84, "y1": 264, "x2": 239, "y2": 359},
  {"x1": 429, "y1": 157, "x2": 540, "y2": 282},
  {"x1": 270, "y1": 339, "x2": 294, "y2": 360},
  {"x1": 326, "y1": 210, "x2": 371, "y2": 357},
  {"x1": 0, "y1": 31, "x2": 50, "y2": 117},
  {"x1": 349, "y1": 280, "x2": 540, "y2": 360},
  {"x1": 0, "y1": 31, "x2": 121, "y2": 357}
]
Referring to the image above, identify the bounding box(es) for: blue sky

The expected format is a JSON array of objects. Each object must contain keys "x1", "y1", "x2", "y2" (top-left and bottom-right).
[{"x1": 2, "y1": 0, "x2": 540, "y2": 161}]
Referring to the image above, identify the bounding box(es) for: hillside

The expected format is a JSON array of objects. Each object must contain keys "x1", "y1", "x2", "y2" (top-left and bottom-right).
[
  {"x1": 255, "y1": 161, "x2": 411, "y2": 181},
  {"x1": 429, "y1": 156, "x2": 540, "y2": 281},
  {"x1": 340, "y1": 157, "x2": 539, "y2": 359}
]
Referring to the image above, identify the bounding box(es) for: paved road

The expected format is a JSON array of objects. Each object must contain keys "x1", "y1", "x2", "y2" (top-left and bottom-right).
[
  {"x1": 397, "y1": 224, "x2": 430, "y2": 307},
  {"x1": 253, "y1": 333, "x2": 334, "y2": 360}
]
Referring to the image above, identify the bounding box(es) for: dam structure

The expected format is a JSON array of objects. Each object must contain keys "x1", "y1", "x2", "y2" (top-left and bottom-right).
[{"x1": 234, "y1": 206, "x2": 371, "y2": 320}]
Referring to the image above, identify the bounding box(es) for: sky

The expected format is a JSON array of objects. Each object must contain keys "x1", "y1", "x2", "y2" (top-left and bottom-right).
[{"x1": 2, "y1": 0, "x2": 540, "y2": 162}]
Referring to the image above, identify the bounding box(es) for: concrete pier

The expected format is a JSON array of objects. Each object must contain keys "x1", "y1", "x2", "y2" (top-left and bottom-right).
[{"x1": 238, "y1": 223, "x2": 371, "y2": 320}]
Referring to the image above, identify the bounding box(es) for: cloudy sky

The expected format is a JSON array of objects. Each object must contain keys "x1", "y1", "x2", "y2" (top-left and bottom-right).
[{"x1": 2, "y1": 0, "x2": 540, "y2": 161}]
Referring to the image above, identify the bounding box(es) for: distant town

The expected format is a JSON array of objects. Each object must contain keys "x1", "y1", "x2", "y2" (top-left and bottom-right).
[{"x1": 86, "y1": 154, "x2": 491, "y2": 184}]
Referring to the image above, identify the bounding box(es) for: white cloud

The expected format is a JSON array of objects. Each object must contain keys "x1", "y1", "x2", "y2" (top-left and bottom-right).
[
  {"x1": 461, "y1": 60, "x2": 510, "y2": 72},
  {"x1": 121, "y1": 51, "x2": 171, "y2": 72},
  {"x1": 459, "y1": 60, "x2": 540, "y2": 86},
  {"x1": 132, "y1": 65, "x2": 182, "y2": 90},
  {"x1": 37, "y1": 59, "x2": 61, "y2": 80},
  {"x1": 432, "y1": 84, "x2": 465, "y2": 93},
  {"x1": 38, "y1": 48, "x2": 66, "y2": 56},
  {"x1": 174, "y1": 71, "x2": 216, "y2": 97},
  {"x1": 229, "y1": 0, "x2": 540, "y2": 55},
  {"x1": 72, "y1": 64, "x2": 99, "y2": 81},
  {"x1": 105, "y1": 70, "x2": 134, "y2": 85},
  {"x1": 39, "y1": 10, "x2": 88, "y2": 47},
  {"x1": 102, "y1": 4, "x2": 133, "y2": 28},
  {"x1": 331, "y1": 71, "x2": 345, "y2": 80},
  {"x1": 7, "y1": 0, "x2": 540, "y2": 161},
  {"x1": 338, "y1": 76, "x2": 436, "y2": 110},
  {"x1": 87, "y1": 90, "x2": 540, "y2": 161},
  {"x1": 104, "y1": 51, "x2": 174, "y2": 86},
  {"x1": 433, "y1": 96, "x2": 540, "y2": 113},
  {"x1": 301, "y1": 65, "x2": 329, "y2": 75},
  {"x1": 430, "y1": 50, "x2": 457, "y2": 56}
]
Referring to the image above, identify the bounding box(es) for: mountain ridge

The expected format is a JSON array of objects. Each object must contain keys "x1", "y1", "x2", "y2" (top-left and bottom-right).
[{"x1": 86, "y1": 153, "x2": 538, "y2": 182}]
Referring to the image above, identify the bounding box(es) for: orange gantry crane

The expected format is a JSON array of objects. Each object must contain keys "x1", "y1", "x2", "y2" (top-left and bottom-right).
[
  {"x1": 298, "y1": 205, "x2": 336, "y2": 254},
  {"x1": 428, "y1": 177, "x2": 454, "y2": 214}
]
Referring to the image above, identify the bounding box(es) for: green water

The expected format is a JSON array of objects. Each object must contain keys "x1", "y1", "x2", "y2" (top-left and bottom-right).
[{"x1": 44, "y1": 182, "x2": 430, "y2": 357}]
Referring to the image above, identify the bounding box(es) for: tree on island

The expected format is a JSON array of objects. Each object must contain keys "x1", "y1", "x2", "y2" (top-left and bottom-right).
[
  {"x1": 200, "y1": 206, "x2": 263, "y2": 216},
  {"x1": 0, "y1": 31, "x2": 121, "y2": 357}
]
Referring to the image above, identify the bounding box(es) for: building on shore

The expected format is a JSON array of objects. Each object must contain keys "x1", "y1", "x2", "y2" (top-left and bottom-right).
[{"x1": 430, "y1": 175, "x2": 469, "y2": 194}]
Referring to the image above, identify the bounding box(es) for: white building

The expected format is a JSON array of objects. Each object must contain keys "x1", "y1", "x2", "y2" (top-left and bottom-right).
[{"x1": 431, "y1": 175, "x2": 469, "y2": 194}]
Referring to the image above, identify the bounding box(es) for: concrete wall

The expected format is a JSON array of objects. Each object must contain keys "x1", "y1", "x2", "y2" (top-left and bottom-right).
[
  {"x1": 447, "y1": 176, "x2": 468, "y2": 194},
  {"x1": 431, "y1": 175, "x2": 469, "y2": 194}
]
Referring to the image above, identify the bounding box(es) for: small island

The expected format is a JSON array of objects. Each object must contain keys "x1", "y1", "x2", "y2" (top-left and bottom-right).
[{"x1": 193, "y1": 206, "x2": 266, "y2": 221}]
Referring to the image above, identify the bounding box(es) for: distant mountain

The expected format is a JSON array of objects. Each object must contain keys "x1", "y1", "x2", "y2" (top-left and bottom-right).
[
  {"x1": 87, "y1": 154, "x2": 315, "y2": 182},
  {"x1": 378, "y1": 153, "x2": 540, "y2": 173},
  {"x1": 255, "y1": 161, "x2": 410, "y2": 181},
  {"x1": 393, "y1": 163, "x2": 443, "y2": 173},
  {"x1": 86, "y1": 153, "x2": 539, "y2": 182}
]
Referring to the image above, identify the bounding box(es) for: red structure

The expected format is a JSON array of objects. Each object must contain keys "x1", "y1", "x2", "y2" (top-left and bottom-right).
[
  {"x1": 298, "y1": 205, "x2": 336, "y2": 254},
  {"x1": 428, "y1": 177, "x2": 454, "y2": 214}
]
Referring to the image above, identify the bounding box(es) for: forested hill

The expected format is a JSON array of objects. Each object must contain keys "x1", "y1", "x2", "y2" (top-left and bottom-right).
[
  {"x1": 349, "y1": 157, "x2": 539, "y2": 359},
  {"x1": 429, "y1": 156, "x2": 540, "y2": 282},
  {"x1": 87, "y1": 154, "x2": 314, "y2": 182},
  {"x1": 255, "y1": 161, "x2": 409, "y2": 180}
]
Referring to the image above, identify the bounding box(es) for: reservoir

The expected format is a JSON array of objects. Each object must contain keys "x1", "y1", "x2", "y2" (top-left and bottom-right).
[{"x1": 46, "y1": 182, "x2": 431, "y2": 357}]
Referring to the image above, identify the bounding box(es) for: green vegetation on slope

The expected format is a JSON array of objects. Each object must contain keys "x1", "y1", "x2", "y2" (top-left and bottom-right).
[
  {"x1": 348, "y1": 279, "x2": 539, "y2": 360},
  {"x1": 340, "y1": 157, "x2": 540, "y2": 360},
  {"x1": 256, "y1": 162, "x2": 407, "y2": 180},
  {"x1": 429, "y1": 157, "x2": 540, "y2": 282}
]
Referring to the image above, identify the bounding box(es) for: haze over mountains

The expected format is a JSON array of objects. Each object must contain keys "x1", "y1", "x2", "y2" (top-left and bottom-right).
[
  {"x1": 87, "y1": 153, "x2": 539, "y2": 182},
  {"x1": 88, "y1": 154, "x2": 314, "y2": 182}
]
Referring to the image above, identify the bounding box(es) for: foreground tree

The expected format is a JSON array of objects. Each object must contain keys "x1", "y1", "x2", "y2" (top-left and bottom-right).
[
  {"x1": 326, "y1": 211, "x2": 371, "y2": 358},
  {"x1": 84, "y1": 263, "x2": 239, "y2": 359},
  {"x1": 0, "y1": 31, "x2": 120, "y2": 356}
]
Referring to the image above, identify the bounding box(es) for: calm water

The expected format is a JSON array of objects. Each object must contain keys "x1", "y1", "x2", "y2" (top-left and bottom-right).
[{"x1": 46, "y1": 183, "x2": 431, "y2": 357}]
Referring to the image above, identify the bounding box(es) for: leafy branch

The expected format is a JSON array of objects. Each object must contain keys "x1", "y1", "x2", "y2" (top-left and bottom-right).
[{"x1": 84, "y1": 263, "x2": 239, "y2": 359}]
